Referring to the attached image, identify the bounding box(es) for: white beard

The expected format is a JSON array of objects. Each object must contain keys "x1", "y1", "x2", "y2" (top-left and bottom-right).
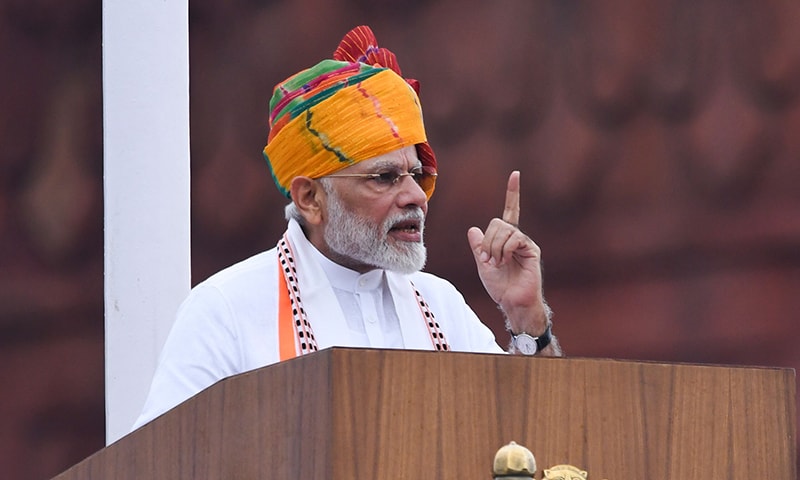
[{"x1": 323, "y1": 187, "x2": 427, "y2": 274}]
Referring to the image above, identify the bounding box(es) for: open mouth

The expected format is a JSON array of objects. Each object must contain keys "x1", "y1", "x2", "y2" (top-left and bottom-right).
[
  {"x1": 390, "y1": 219, "x2": 421, "y2": 234},
  {"x1": 386, "y1": 213, "x2": 425, "y2": 243}
]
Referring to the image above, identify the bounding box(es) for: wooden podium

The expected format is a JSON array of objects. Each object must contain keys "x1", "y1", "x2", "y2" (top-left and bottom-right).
[{"x1": 54, "y1": 348, "x2": 796, "y2": 479}]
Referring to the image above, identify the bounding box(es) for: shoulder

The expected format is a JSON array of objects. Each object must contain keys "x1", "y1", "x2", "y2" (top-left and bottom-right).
[
  {"x1": 401, "y1": 270, "x2": 471, "y2": 319},
  {"x1": 406, "y1": 270, "x2": 465, "y2": 301},
  {"x1": 202, "y1": 248, "x2": 277, "y2": 287},
  {"x1": 406, "y1": 269, "x2": 455, "y2": 289},
  {"x1": 196, "y1": 248, "x2": 278, "y2": 296},
  {"x1": 171, "y1": 248, "x2": 281, "y2": 367},
  {"x1": 180, "y1": 248, "x2": 279, "y2": 319}
]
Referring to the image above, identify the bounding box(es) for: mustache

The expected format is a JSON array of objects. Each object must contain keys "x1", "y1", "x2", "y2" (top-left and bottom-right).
[{"x1": 383, "y1": 208, "x2": 426, "y2": 233}]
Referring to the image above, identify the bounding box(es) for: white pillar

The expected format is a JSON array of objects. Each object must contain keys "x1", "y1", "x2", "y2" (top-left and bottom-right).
[{"x1": 102, "y1": 0, "x2": 190, "y2": 443}]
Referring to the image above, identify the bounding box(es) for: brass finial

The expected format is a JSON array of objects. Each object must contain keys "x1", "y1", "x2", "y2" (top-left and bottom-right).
[{"x1": 493, "y1": 441, "x2": 536, "y2": 479}]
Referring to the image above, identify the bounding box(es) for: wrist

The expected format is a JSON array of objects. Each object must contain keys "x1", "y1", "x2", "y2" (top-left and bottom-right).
[
  {"x1": 509, "y1": 325, "x2": 552, "y2": 355},
  {"x1": 504, "y1": 298, "x2": 561, "y2": 356},
  {"x1": 502, "y1": 298, "x2": 552, "y2": 337}
]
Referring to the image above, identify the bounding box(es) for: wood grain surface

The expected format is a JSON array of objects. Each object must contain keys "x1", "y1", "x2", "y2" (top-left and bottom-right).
[{"x1": 53, "y1": 348, "x2": 796, "y2": 479}]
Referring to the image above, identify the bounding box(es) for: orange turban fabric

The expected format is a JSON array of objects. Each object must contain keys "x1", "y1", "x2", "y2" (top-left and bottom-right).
[{"x1": 263, "y1": 25, "x2": 437, "y2": 199}]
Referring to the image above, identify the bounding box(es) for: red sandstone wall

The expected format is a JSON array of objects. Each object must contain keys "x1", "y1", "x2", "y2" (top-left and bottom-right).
[{"x1": 1, "y1": 1, "x2": 798, "y2": 478}]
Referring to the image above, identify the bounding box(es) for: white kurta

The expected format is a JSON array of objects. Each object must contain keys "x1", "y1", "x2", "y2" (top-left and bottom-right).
[{"x1": 133, "y1": 219, "x2": 503, "y2": 429}]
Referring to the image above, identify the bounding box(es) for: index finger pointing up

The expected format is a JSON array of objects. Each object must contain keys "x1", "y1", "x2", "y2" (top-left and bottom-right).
[{"x1": 503, "y1": 170, "x2": 521, "y2": 226}]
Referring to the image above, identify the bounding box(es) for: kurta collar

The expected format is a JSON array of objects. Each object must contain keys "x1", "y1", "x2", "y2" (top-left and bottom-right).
[
  {"x1": 307, "y1": 241, "x2": 385, "y2": 293},
  {"x1": 284, "y1": 218, "x2": 434, "y2": 351}
]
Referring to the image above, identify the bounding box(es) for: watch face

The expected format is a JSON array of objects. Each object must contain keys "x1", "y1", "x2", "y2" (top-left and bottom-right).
[{"x1": 514, "y1": 334, "x2": 538, "y2": 355}]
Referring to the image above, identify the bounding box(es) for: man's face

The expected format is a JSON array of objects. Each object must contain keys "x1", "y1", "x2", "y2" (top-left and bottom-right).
[{"x1": 320, "y1": 146, "x2": 429, "y2": 274}]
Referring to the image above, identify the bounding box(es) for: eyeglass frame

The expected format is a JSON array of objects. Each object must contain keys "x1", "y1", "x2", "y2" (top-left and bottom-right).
[{"x1": 323, "y1": 165, "x2": 437, "y2": 197}]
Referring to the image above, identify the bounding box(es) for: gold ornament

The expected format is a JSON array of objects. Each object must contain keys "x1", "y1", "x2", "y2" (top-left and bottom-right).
[{"x1": 543, "y1": 464, "x2": 589, "y2": 480}]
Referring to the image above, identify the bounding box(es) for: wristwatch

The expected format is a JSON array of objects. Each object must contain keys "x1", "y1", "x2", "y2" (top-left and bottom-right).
[{"x1": 511, "y1": 325, "x2": 552, "y2": 355}]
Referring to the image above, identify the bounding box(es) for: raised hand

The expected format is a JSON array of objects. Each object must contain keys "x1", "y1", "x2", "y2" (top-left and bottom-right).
[{"x1": 467, "y1": 171, "x2": 549, "y2": 338}]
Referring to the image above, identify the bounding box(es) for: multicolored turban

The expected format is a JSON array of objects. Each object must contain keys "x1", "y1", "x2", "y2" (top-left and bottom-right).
[{"x1": 263, "y1": 25, "x2": 437, "y2": 199}]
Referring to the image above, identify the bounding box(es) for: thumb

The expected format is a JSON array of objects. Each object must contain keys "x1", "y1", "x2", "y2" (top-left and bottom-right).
[{"x1": 467, "y1": 226, "x2": 486, "y2": 261}]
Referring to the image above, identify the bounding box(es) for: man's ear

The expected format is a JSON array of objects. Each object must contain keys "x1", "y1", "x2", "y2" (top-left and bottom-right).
[{"x1": 289, "y1": 176, "x2": 325, "y2": 225}]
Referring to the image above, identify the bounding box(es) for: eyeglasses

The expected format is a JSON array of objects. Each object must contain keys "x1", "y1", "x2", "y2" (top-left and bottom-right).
[{"x1": 324, "y1": 166, "x2": 437, "y2": 197}]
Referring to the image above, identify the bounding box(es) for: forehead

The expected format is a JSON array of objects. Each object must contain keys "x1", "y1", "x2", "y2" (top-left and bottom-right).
[{"x1": 350, "y1": 145, "x2": 420, "y2": 172}]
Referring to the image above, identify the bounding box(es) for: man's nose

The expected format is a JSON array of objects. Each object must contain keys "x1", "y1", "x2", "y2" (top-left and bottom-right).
[{"x1": 396, "y1": 174, "x2": 428, "y2": 209}]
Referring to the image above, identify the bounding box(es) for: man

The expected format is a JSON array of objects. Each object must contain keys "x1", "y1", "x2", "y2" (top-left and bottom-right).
[{"x1": 133, "y1": 25, "x2": 560, "y2": 430}]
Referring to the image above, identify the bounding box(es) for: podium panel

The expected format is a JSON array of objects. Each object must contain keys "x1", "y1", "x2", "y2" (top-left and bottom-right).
[{"x1": 53, "y1": 348, "x2": 796, "y2": 479}]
